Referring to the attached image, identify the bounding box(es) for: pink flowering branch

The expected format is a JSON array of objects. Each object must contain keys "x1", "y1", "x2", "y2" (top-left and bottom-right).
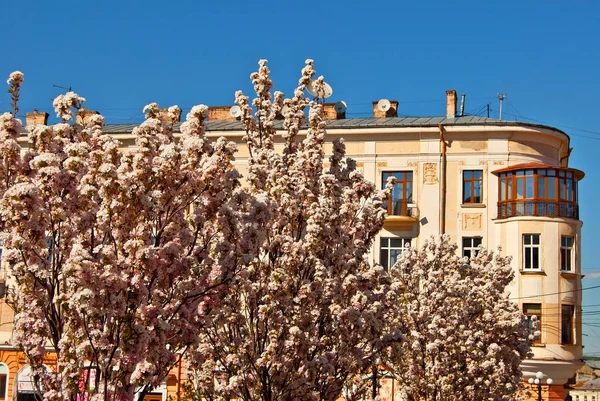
[
  {"x1": 187, "y1": 60, "x2": 392, "y2": 401},
  {"x1": 0, "y1": 74, "x2": 244, "y2": 401},
  {"x1": 382, "y1": 235, "x2": 531, "y2": 401}
]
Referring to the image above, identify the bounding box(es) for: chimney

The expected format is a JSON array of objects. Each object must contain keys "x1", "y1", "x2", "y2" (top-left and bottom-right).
[
  {"x1": 446, "y1": 90, "x2": 457, "y2": 118},
  {"x1": 76, "y1": 108, "x2": 100, "y2": 125},
  {"x1": 323, "y1": 103, "x2": 345, "y2": 120},
  {"x1": 372, "y1": 100, "x2": 399, "y2": 118},
  {"x1": 159, "y1": 108, "x2": 182, "y2": 123},
  {"x1": 25, "y1": 110, "x2": 49, "y2": 126},
  {"x1": 208, "y1": 106, "x2": 236, "y2": 121}
]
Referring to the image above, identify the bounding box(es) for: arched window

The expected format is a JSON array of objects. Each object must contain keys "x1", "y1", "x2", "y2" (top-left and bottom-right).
[
  {"x1": 15, "y1": 364, "x2": 50, "y2": 401},
  {"x1": 0, "y1": 363, "x2": 7, "y2": 401}
]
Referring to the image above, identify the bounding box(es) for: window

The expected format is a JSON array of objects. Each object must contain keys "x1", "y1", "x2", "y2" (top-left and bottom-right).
[
  {"x1": 523, "y1": 234, "x2": 541, "y2": 270},
  {"x1": 523, "y1": 303, "x2": 542, "y2": 343},
  {"x1": 561, "y1": 236, "x2": 574, "y2": 272},
  {"x1": 561, "y1": 305, "x2": 575, "y2": 344},
  {"x1": 380, "y1": 238, "x2": 411, "y2": 270},
  {"x1": 496, "y1": 167, "x2": 580, "y2": 219},
  {"x1": 382, "y1": 171, "x2": 413, "y2": 216},
  {"x1": 463, "y1": 170, "x2": 483, "y2": 204},
  {"x1": 0, "y1": 363, "x2": 8, "y2": 400},
  {"x1": 462, "y1": 237, "x2": 482, "y2": 260}
]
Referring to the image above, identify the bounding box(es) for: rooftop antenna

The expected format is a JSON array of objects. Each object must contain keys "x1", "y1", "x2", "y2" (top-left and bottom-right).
[
  {"x1": 497, "y1": 93, "x2": 506, "y2": 120},
  {"x1": 53, "y1": 84, "x2": 72, "y2": 92}
]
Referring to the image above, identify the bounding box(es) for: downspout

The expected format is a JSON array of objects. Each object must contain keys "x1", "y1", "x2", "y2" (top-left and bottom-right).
[
  {"x1": 439, "y1": 124, "x2": 447, "y2": 235},
  {"x1": 177, "y1": 357, "x2": 182, "y2": 401},
  {"x1": 560, "y1": 138, "x2": 573, "y2": 166}
]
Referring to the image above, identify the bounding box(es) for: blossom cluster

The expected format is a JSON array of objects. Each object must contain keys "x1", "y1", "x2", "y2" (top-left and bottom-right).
[
  {"x1": 186, "y1": 59, "x2": 393, "y2": 401},
  {"x1": 7, "y1": 71, "x2": 24, "y2": 115},
  {"x1": 382, "y1": 236, "x2": 531, "y2": 401},
  {"x1": 52, "y1": 92, "x2": 86, "y2": 121},
  {"x1": 7, "y1": 71, "x2": 24, "y2": 86},
  {"x1": 0, "y1": 74, "x2": 242, "y2": 401}
]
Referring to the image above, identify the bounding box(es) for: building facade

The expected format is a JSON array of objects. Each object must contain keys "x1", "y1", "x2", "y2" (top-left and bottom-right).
[{"x1": 0, "y1": 90, "x2": 584, "y2": 400}]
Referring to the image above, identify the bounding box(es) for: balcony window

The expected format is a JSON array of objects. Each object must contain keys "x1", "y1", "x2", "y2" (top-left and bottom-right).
[
  {"x1": 561, "y1": 236, "x2": 574, "y2": 272},
  {"x1": 523, "y1": 234, "x2": 541, "y2": 271},
  {"x1": 382, "y1": 171, "x2": 413, "y2": 216},
  {"x1": 380, "y1": 238, "x2": 411, "y2": 270},
  {"x1": 463, "y1": 170, "x2": 483, "y2": 204},
  {"x1": 496, "y1": 166, "x2": 581, "y2": 219}
]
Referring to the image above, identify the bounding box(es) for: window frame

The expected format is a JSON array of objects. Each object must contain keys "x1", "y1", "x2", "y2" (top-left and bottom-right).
[
  {"x1": 497, "y1": 168, "x2": 579, "y2": 219},
  {"x1": 561, "y1": 236, "x2": 575, "y2": 272},
  {"x1": 382, "y1": 171, "x2": 414, "y2": 217},
  {"x1": 523, "y1": 303, "x2": 542, "y2": 344},
  {"x1": 379, "y1": 237, "x2": 412, "y2": 270},
  {"x1": 561, "y1": 304, "x2": 575, "y2": 345},
  {"x1": 522, "y1": 234, "x2": 541, "y2": 271},
  {"x1": 462, "y1": 237, "x2": 482, "y2": 260},
  {"x1": 0, "y1": 363, "x2": 7, "y2": 401},
  {"x1": 462, "y1": 170, "x2": 483, "y2": 204}
]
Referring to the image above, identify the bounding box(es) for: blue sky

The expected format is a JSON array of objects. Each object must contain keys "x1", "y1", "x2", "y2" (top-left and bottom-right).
[{"x1": 2, "y1": 1, "x2": 600, "y2": 355}]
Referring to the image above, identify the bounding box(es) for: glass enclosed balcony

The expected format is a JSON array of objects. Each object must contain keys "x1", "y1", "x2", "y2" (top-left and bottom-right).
[{"x1": 493, "y1": 163, "x2": 584, "y2": 220}]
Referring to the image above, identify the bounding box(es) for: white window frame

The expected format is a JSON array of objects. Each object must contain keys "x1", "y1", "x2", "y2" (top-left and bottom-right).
[
  {"x1": 561, "y1": 235, "x2": 574, "y2": 272},
  {"x1": 379, "y1": 237, "x2": 412, "y2": 270},
  {"x1": 462, "y1": 237, "x2": 482, "y2": 260},
  {"x1": 0, "y1": 363, "x2": 8, "y2": 401},
  {"x1": 523, "y1": 234, "x2": 541, "y2": 271}
]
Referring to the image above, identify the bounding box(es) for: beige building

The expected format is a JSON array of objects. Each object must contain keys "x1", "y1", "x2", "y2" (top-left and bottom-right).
[{"x1": 0, "y1": 90, "x2": 584, "y2": 401}]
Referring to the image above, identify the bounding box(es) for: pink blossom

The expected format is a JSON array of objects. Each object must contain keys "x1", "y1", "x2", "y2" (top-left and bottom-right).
[{"x1": 6, "y1": 71, "x2": 24, "y2": 85}]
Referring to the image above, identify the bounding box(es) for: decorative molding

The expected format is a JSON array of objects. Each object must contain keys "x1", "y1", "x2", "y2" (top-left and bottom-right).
[
  {"x1": 463, "y1": 213, "x2": 482, "y2": 230},
  {"x1": 423, "y1": 163, "x2": 437, "y2": 184},
  {"x1": 407, "y1": 161, "x2": 418, "y2": 167},
  {"x1": 493, "y1": 160, "x2": 505, "y2": 165},
  {"x1": 458, "y1": 160, "x2": 466, "y2": 166},
  {"x1": 376, "y1": 162, "x2": 388, "y2": 168}
]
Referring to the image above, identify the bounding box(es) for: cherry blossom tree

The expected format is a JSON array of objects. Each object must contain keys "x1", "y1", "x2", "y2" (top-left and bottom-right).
[
  {"x1": 184, "y1": 59, "x2": 395, "y2": 401},
  {"x1": 0, "y1": 74, "x2": 243, "y2": 401},
  {"x1": 382, "y1": 236, "x2": 531, "y2": 401}
]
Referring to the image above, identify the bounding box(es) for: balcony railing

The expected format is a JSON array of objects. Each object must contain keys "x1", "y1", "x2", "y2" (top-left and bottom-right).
[
  {"x1": 386, "y1": 199, "x2": 419, "y2": 219},
  {"x1": 497, "y1": 200, "x2": 579, "y2": 219}
]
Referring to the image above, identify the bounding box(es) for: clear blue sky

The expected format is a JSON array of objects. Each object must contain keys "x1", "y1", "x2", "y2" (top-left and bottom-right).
[{"x1": 2, "y1": 0, "x2": 600, "y2": 356}]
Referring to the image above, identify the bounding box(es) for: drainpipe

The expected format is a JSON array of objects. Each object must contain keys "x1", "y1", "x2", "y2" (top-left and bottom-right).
[
  {"x1": 560, "y1": 139, "x2": 573, "y2": 167},
  {"x1": 439, "y1": 124, "x2": 447, "y2": 235},
  {"x1": 177, "y1": 357, "x2": 182, "y2": 401}
]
